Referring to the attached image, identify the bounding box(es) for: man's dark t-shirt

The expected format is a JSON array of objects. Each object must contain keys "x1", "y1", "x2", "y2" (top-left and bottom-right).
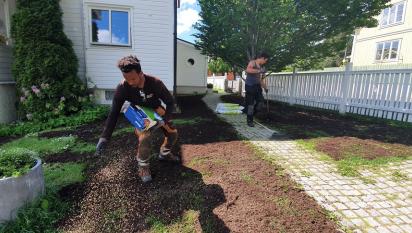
[{"x1": 101, "y1": 74, "x2": 174, "y2": 139}]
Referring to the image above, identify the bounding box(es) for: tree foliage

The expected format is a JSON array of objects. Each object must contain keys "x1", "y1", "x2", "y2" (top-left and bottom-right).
[
  {"x1": 195, "y1": 0, "x2": 389, "y2": 71},
  {"x1": 208, "y1": 57, "x2": 231, "y2": 74},
  {"x1": 11, "y1": 0, "x2": 90, "y2": 121}
]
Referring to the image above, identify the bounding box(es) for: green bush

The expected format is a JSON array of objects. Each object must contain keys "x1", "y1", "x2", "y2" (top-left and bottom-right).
[
  {"x1": 0, "y1": 148, "x2": 37, "y2": 178},
  {"x1": 11, "y1": 0, "x2": 90, "y2": 121}
]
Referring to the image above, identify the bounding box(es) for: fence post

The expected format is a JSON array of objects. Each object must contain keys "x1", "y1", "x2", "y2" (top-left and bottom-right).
[
  {"x1": 288, "y1": 67, "x2": 297, "y2": 105},
  {"x1": 339, "y1": 62, "x2": 353, "y2": 114}
]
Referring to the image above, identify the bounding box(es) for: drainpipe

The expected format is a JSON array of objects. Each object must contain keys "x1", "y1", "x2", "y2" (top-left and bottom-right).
[{"x1": 173, "y1": 0, "x2": 177, "y2": 97}]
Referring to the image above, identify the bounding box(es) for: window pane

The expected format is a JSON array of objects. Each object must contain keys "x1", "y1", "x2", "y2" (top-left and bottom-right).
[
  {"x1": 390, "y1": 41, "x2": 399, "y2": 59},
  {"x1": 111, "y1": 11, "x2": 129, "y2": 45},
  {"x1": 376, "y1": 43, "x2": 383, "y2": 60},
  {"x1": 91, "y1": 9, "x2": 110, "y2": 43},
  {"x1": 389, "y1": 6, "x2": 396, "y2": 24},
  {"x1": 396, "y1": 3, "x2": 404, "y2": 22},
  {"x1": 383, "y1": 42, "x2": 391, "y2": 60},
  {"x1": 381, "y1": 8, "x2": 389, "y2": 26},
  {"x1": 0, "y1": 1, "x2": 7, "y2": 37}
]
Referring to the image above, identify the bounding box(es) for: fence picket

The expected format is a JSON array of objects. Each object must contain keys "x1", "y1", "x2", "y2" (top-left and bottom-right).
[{"x1": 265, "y1": 63, "x2": 412, "y2": 122}]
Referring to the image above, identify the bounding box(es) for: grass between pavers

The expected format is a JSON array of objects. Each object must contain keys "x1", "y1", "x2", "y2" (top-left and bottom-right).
[
  {"x1": 297, "y1": 139, "x2": 411, "y2": 178},
  {"x1": 0, "y1": 162, "x2": 86, "y2": 232}
]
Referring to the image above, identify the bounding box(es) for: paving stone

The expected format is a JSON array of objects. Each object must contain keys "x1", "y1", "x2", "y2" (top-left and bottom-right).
[
  {"x1": 203, "y1": 94, "x2": 412, "y2": 233},
  {"x1": 341, "y1": 210, "x2": 358, "y2": 218},
  {"x1": 364, "y1": 217, "x2": 381, "y2": 227},
  {"x1": 387, "y1": 225, "x2": 405, "y2": 233},
  {"x1": 353, "y1": 209, "x2": 370, "y2": 218}
]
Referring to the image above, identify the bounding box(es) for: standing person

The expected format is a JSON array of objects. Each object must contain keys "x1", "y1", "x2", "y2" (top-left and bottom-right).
[
  {"x1": 95, "y1": 55, "x2": 179, "y2": 183},
  {"x1": 244, "y1": 52, "x2": 269, "y2": 127}
]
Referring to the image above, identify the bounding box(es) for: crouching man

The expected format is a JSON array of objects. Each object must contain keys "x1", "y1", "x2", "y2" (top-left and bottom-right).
[{"x1": 96, "y1": 55, "x2": 179, "y2": 183}]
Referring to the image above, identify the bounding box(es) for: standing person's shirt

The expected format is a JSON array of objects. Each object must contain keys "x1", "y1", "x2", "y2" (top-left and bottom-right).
[
  {"x1": 101, "y1": 74, "x2": 174, "y2": 139},
  {"x1": 245, "y1": 61, "x2": 261, "y2": 86}
]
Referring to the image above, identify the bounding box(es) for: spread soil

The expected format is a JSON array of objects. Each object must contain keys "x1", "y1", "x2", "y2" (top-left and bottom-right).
[
  {"x1": 221, "y1": 94, "x2": 412, "y2": 161},
  {"x1": 3, "y1": 95, "x2": 340, "y2": 232}
]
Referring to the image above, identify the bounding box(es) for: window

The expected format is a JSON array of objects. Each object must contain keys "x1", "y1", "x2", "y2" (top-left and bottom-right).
[
  {"x1": 91, "y1": 8, "x2": 130, "y2": 46},
  {"x1": 380, "y1": 1, "x2": 405, "y2": 27},
  {"x1": 375, "y1": 40, "x2": 400, "y2": 62},
  {"x1": 187, "y1": 58, "x2": 195, "y2": 66}
]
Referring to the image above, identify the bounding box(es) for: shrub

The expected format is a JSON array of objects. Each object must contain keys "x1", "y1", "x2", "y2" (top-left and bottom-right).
[
  {"x1": 0, "y1": 148, "x2": 37, "y2": 178},
  {"x1": 11, "y1": 0, "x2": 90, "y2": 121},
  {"x1": 207, "y1": 83, "x2": 213, "y2": 89}
]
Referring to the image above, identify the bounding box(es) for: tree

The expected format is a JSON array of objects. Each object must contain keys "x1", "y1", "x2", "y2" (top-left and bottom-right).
[
  {"x1": 208, "y1": 57, "x2": 231, "y2": 74},
  {"x1": 194, "y1": 0, "x2": 389, "y2": 71},
  {"x1": 11, "y1": 0, "x2": 89, "y2": 121}
]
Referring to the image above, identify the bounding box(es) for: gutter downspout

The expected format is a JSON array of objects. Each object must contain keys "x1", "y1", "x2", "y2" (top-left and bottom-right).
[{"x1": 173, "y1": 0, "x2": 177, "y2": 97}]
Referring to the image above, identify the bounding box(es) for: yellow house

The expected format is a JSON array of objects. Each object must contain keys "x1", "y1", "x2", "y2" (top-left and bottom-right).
[{"x1": 351, "y1": 0, "x2": 412, "y2": 66}]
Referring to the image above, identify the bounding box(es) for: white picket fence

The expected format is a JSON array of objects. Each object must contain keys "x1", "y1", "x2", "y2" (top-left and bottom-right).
[
  {"x1": 266, "y1": 63, "x2": 412, "y2": 122},
  {"x1": 207, "y1": 75, "x2": 243, "y2": 93}
]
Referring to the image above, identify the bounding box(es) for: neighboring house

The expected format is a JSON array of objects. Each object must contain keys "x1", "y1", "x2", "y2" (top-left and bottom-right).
[
  {"x1": 176, "y1": 38, "x2": 207, "y2": 95},
  {"x1": 0, "y1": 0, "x2": 208, "y2": 123},
  {"x1": 351, "y1": 0, "x2": 412, "y2": 66}
]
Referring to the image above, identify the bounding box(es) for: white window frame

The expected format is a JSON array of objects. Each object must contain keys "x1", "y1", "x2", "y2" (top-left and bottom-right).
[
  {"x1": 89, "y1": 6, "x2": 132, "y2": 47},
  {"x1": 374, "y1": 39, "x2": 401, "y2": 62},
  {"x1": 380, "y1": 1, "x2": 406, "y2": 28}
]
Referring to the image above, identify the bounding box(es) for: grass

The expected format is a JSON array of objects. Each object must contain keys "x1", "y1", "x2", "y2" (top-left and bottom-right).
[
  {"x1": 0, "y1": 162, "x2": 86, "y2": 232},
  {"x1": 239, "y1": 171, "x2": 254, "y2": 184},
  {"x1": 0, "y1": 135, "x2": 76, "y2": 158},
  {"x1": 112, "y1": 126, "x2": 135, "y2": 137},
  {"x1": 44, "y1": 162, "x2": 86, "y2": 190},
  {"x1": 147, "y1": 210, "x2": 198, "y2": 233},
  {"x1": 391, "y1": 171, "x2": 410, "y2": 182},
  {"x1": 70, "y1": 140, "x2": 96, "y2": 154},
  {"x1": 296, "y1": 139, "x2": 411, "y2": 177},
  {"x1": 172, "y1": 117, "x2": 206, "y2": 126}
]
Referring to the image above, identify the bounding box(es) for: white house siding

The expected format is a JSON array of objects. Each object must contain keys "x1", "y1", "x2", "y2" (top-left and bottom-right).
[
  {"x1": 0, "y1": 46, "x2": 13, "y2": 82},
  {"x1": 83, "y1": 0, "x2": 174, "y2": 104},
  {"x1": 60, "y1": 0, "x2": 87, "y2": 80},
  {"x1": 176, "y1": 39, "x2": 207, "y2": 94},
  {"x1": 352, "y1": 0, "x2": 412, "y2": 66}
]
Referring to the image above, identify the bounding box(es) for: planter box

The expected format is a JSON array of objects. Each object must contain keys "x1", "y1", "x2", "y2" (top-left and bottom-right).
[{"x1": 0, "y1": 159, "x2": 45, "y2": 223}]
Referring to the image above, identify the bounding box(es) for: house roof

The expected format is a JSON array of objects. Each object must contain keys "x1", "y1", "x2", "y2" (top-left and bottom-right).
[{"x1": 177, "y1": 38, "x2": 196, "y2": 47}]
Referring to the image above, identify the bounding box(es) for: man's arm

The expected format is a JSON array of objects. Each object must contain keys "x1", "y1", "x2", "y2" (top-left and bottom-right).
[
  {"x1": 155, "y1": 81, "x2": 174, "y2": 121},
  {"x1": 246, "y1": 60, "x2": 260, "y2": 74},
  {"x1": 100, "y1": 85, "x2": 126, "y2": 140}
]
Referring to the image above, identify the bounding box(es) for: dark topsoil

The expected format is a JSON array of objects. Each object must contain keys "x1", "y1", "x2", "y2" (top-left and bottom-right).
[
  {"x1": 9, "y1": 96, "x2": 339, "y2": 232},
  {"x1": 221, "y1": 94, "x2": 412, "y2": 160}
]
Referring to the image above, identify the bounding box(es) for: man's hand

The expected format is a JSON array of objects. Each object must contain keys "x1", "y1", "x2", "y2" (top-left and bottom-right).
[
  {"x1": 155, "y1": 106, "x2": 166, "y2": 116},
  {"x1": 96, "y1": 138, "x2": 108, "y2": 155}
]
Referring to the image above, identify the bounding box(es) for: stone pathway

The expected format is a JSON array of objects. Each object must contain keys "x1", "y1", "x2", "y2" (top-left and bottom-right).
[{"x1": 203, "y1": 93, "x2": 412, "y2": 233}]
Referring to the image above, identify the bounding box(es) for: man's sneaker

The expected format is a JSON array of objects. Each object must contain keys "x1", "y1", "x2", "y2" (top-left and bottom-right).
[
  {"x1": 158, "y1": 150, "x2": 180, "y2": 162},
  {"x1": 138, "y1": 165, "x2": 152, "y2": 183},
  {"x1": 247, "y1": 121, "x2": 254, "y2": 127}
]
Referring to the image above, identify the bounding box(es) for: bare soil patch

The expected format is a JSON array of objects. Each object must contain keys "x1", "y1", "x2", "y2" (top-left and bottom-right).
[
  {"x1": 6, "y1": 95, "x2": 338, "y2": 232},
  {"x1": 221, "y1": 94, "x2": 412, "y2": 161}
]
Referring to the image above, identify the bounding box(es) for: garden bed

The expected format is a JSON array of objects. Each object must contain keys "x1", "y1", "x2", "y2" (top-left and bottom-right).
[{"x1": 1, "y1": 96, "x2": 339, "y2": 232}]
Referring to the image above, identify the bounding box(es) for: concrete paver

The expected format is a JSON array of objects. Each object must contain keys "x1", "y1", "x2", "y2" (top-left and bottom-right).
[{"x1": 203, "y1": 93, "x2": 412, "y2": 233}]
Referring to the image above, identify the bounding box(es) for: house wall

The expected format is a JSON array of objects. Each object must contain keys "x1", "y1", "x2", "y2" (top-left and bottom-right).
[
  {"x1": 0, "y1": 0, "x2": 16, "y2": 123},
  {"x1": 352, "y1": 0, "x2": 412, "y2": 66},
  {"x1": 176, "y1": 40, "x2": 207, "y2": 95},
  {"x1": 60, "y1": 0, "x2": 87, "y2": 80},
  {"x1": 82, "y1": 0, "x2": 174, "y2": 104}
]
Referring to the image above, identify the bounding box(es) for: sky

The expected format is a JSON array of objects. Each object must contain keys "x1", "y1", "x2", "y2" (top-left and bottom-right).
[{"x1": 177, "y1": 0, "x2": 201, "y2": 43}]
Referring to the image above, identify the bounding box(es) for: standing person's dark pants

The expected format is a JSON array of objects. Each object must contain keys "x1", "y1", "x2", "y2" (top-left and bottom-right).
[{"x1": 245, "y1": 84, "x2": 263, "y2": 126}]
